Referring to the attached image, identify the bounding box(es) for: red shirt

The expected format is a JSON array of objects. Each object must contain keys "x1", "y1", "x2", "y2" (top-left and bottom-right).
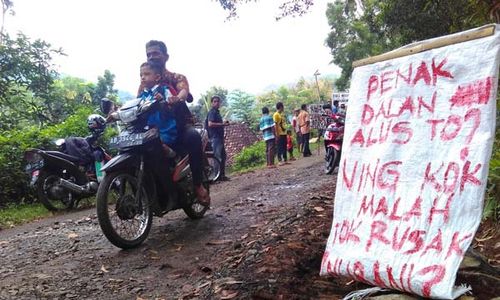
[{"x1": 287, "y1": 135, "x2": 293, "y2": 150}]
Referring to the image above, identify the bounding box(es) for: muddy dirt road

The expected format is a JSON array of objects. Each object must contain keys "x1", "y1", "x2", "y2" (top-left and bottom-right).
[
  {"x1": 2, "y1": 152, "x2": 499, "y2": 300},
  {"x1": 0, "y1": 154, "x2": 337, "y2": 299}
]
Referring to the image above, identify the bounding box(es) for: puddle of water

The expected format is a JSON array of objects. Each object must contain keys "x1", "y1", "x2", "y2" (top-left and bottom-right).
[{"x1": 273, "y1": 183, "x2": 304, "y2": 191}]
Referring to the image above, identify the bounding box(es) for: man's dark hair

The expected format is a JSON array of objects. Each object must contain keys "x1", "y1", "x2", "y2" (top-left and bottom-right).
[
  {"x1": 262, "y1": 106, "x2": 269, "y2": 114},
  {"x1": 146, "y1": 40, "x2": 167, "y2": 55},
  {"x1": 276, "y1": 102, "x2": 284, "y2": 110},
  {"x1": 333, "y1": 100, "x2": 339, "y2": 106},
  {"x1": 140, "y1": 61, "x2": 163, "y2": 75},
  {"x1": 211, "y1": 95, "x2": 221, "y2": 103},
  {"x1": 301, "y1": 104, "x2": 307, "y2": 110}
]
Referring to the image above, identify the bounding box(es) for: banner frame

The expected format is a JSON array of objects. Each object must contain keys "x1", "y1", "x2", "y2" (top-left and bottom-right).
[{"x1": 352, "y1": 24, "x2": 496, "y2": 68}]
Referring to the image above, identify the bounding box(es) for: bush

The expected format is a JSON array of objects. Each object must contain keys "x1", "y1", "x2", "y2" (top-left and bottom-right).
[
  {"x1": 232, "y1": 141, "x2": 266, "y2": 172},
  {"x1": 0, "y1": 106, "x2": 104, "y2": 207}
]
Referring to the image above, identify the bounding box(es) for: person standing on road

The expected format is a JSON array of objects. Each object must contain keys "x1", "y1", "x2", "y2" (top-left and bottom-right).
[
  {"x1": 273, "y1": 102, "x2": 289, "y2": 165},
  {"x1": 298, "y1": 104, "x2": 312, "y2": 157},
  {"x1": 207, "y1": 95, "x2": 230, "y2": 181},
  {"x1": 259, "y1": 106, "x2": 276, "y2": 168},
  {"x1": 292, "y1": 108, "x2": 303, "y2": 154}
]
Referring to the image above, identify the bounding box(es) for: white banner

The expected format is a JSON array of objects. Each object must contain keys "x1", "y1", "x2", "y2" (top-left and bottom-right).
[{"x1": 321, "y1": 25, "x2": 500, "y2": 299}]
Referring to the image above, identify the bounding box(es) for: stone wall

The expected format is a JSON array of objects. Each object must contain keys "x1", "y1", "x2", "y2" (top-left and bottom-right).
[{"x1": 223, "y1": 123, "x2": 259, "y2": 166}]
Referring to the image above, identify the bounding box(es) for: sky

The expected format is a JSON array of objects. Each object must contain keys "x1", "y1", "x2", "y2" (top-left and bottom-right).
[{"x1": 5, "y1": 0, "x2": 340, "y2": 98}]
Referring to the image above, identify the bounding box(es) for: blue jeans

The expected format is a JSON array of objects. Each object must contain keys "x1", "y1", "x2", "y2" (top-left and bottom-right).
[
  {"x1": 211, "y1": 137, "x2": 227, "y2": 177},
  {"x1": 277, "y1": 135, "x2": 287, "y2": 162}
]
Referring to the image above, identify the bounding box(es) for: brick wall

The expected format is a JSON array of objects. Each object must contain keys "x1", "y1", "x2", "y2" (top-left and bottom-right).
[{"x1": 223, "y1": 123, "x2": 259, "y2": 166}]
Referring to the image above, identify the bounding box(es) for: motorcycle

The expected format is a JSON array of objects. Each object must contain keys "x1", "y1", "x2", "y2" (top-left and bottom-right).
[
  {"x1": 197, "y1": 131, "x2": 221, "y2": 183},
  {"x1": 96, "y1": 95, "x2": 210, "y2": 249},
  {"x1": 324, "y1": 114, "x2": 345, "y2": 175},
  {"x1": 24, "y1": 115, "x2": 111, "y2": 211}
]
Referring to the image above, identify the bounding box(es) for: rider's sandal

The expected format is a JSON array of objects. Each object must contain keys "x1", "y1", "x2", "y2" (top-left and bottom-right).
[{"x1": 196, "y1": 186, "x2": 211, "y2": 207}]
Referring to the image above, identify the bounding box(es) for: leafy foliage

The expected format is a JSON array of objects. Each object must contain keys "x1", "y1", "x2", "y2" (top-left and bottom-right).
[
  {"x1": 0, "y1": 33, "x2": 65, "y2": 127},
  {"x1": 231, "y1": 140, "x2": 266, "y2": 172},
  {"x1": 93, "y1": 70, "x2": 118, "y2": 104},
  {"x1": 191, "y1": 86, "x2": 229, "y2": 124},
  {"x1": 228, "y1": 89, "x2": 258, "y2": 127},
  {"x1": 325, "y1": 0, "x2": 499, "y2": 90},
  {"x1": 0, "y1": 106, "x2": 100, "y2": 207},
  {"x1": 217, "y1": 0, "x2": 313, "y2": 20}
]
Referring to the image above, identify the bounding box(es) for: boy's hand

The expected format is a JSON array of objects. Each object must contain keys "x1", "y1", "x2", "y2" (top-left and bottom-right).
[
  {"x1": 168, "y1": 95, "x2": 181, "y2": 104},
  {"x1": 154, "y1": 92, "x2": 164, "y2": 101}
]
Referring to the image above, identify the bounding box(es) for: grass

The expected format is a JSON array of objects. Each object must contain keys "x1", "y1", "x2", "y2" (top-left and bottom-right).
[{"x1": 0, "y1": 203, "x2": 52, "y2": 229}]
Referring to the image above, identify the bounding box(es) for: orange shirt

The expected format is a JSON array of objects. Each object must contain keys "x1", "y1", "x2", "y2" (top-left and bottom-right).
[{"x1": 298, "y1": 110, "x2": 310, "y2": 134}]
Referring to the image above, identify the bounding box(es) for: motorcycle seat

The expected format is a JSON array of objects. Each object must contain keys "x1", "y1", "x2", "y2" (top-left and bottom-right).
[{"x1": 45, "y1": 151, "x2": 82, "y2": 163}]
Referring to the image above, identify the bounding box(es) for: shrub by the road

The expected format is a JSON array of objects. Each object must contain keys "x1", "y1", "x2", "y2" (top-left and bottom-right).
[
  {"x1": 0, "y1": 107, "x2": 95, "y2": 207},
  {"x1": 232, "y1": 141, "x2": 266, "y2": 172}
]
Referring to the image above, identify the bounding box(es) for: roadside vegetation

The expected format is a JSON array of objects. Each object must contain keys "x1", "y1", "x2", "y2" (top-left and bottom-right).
[{"x1": 1, "y1": 0, "x2": 499, "y2": 228}]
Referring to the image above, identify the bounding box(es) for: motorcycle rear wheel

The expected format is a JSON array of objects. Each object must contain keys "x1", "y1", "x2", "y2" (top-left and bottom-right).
[
  {"x1": 37, "y1": 170, "x2": 75, "y2": 211},
  {"x1": 96, "y1": 172, "x2": 152, "y2": 249},
  {"x1": 325, "y1": 148, "x2": 340, "y2": 175}
]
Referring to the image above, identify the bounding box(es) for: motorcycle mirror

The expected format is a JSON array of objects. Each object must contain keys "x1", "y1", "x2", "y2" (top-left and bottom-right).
[{"x1": 100, "y1": 98, "x2": 113, "y2": 115}]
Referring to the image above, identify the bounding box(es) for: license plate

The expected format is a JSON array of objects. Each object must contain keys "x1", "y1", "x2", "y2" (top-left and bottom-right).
[{"x1": 109, "y1": 132, "x2": 149, "y2": 149}]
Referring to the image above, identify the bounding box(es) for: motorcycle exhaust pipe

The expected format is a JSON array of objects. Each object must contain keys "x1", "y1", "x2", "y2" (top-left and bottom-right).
[{"x1": 58, "y1": 178, "x2": 97, "y2": 194}]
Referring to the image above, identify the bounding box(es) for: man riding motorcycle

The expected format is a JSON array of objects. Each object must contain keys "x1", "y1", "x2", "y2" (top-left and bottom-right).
[{"x1": 137, "y1": 40, "x2": 210, "y2": 205}]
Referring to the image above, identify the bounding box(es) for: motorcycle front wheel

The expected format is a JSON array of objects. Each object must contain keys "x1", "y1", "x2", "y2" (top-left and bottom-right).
[
  {"x1": 325, "y1": 148, "x2": 340, "y2": 175},
  {"x1": 96, "y1": 172, "x2": 152, "y2": 249},
  {"x1": 37, "y1": 170, "x2": 75, "y2": 211}
]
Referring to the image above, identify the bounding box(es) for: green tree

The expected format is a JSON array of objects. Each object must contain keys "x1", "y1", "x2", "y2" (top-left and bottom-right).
[
  {"x1": 325, "y1": 0, "x2": 499, "y2": 90},
  {"x1": 93, "y1": 70, "x2": 118, "y2": 104},
  {"x1": 228, "y1": 89, "x2": 257, "y2": 126},
  {"x1": 0, "y1": 33, "x2": 65, "y2": 128},
  {"x1": 192, "y1": 86, "x2": 229, "y2": 124},
  {"x1": 217, "y1": 0, "x2": 313, "y2": 20}
]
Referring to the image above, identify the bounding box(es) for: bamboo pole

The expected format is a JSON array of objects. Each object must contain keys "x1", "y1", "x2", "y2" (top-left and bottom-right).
[{"x1": 353, "y1": 24, "x2": 497, "y2": 68}]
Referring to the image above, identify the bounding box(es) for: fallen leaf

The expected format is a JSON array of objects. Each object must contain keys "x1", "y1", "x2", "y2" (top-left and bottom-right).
[
  {"x1": 181, "y1": 284, "x2": 194, "y2": 292},
  {"x1": 220, "y1": 290, "x2": 239, "y2": 299},
  {"x1": 67, "y1": 232, "x2": 79, "y2": 239},
  {"x1": 287, "y1": 242, "x2": 304, "y2": 250},
  {"x1": 101, "y1": 265, "x2": 109, "y2": 273},
  {"x1": 197, "y1": 281, "x2": 211, "y2": 289},
  {"x1": 206, "y1": 240, "x2": 232, "y2": 245},
  {"x1": 313, "y1": 207, "x2": 325, "y2": 212},
  {"x1": 200, "y1": 266, "x2": 212, "y2": 273},
  {"x1": 0, "y1": 241, "x2": 9, "y2": 246}
]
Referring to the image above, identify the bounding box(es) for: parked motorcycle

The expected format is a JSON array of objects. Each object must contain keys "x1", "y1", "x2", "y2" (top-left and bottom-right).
[
  {"x1": 97, "y1": 95, "x2": 210, "y2": 249},
  {"x1": 198, "y1": 133, "x2": 221, "y2": 183},
  {"x1": 24, "y1": 115, "x2": 111, "y2": 211},
  {"x1": 324, "y1": 114, "x2": 345, "y2": 174}
]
